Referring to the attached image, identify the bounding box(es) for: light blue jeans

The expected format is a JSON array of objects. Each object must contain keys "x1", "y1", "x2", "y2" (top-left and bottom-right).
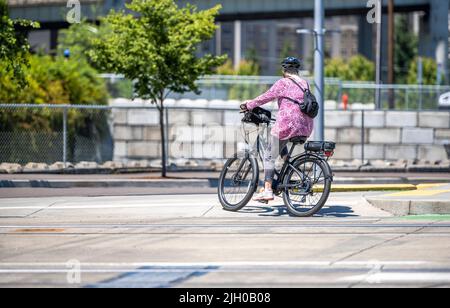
[{"x1": 264, "y1": 136, "x2": 289, "y2": 182}]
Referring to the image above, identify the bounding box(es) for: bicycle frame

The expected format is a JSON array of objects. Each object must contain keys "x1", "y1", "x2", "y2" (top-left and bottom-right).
[{"x1": 242, "y1": 122, "x2": 331, "y2": 196}]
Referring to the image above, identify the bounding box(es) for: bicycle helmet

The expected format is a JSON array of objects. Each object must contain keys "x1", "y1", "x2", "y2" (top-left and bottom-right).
[{"x1": 281, "y1": 57, "x2": 301, "y2": 70}]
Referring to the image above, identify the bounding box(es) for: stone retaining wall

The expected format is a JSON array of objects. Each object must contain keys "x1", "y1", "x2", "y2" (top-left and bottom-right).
[{"x1": 111, "y1": 101, "x2": 450, "y2": 163}]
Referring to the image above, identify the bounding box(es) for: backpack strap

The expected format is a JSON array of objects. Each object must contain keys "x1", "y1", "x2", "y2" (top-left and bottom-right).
[
  {"x1": 287, "y1": 77, "x2": 310, "y2": 93},
  {"x1": 278, "y1": 78, "x2": 309, "y2": 106},
  {"x1": 280, "y1": 96, "x2": 302, "y2": 106}
]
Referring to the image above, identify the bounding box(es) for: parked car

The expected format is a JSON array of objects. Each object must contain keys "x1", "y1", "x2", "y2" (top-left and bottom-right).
[{"x1": 438, "y1": 92, "x2": 450, "y2": 110}]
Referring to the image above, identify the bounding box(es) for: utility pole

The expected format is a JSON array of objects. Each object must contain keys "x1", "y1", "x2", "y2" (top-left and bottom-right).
[
  {"x1": 388, "y1": 0, "x2": 395, "y2": 109},
  {"x1": 314, "y1": 0, "x2": 325, "y2": 141},
  {"x1": 375, "y1": 0, "x2": 382, "y2": 109}
]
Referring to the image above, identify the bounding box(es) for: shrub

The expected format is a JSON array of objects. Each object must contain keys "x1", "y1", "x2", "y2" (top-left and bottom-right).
[{"x1": 0, "y1": 55, "x2": 110, "y2": 163}]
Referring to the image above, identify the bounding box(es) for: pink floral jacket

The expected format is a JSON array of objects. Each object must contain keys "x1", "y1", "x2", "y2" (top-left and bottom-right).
[{"x1": 246, "y1": 77, "x2": 314, "y2": 140}]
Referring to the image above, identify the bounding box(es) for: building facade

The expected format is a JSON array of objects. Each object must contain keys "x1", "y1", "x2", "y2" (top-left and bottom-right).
[{"x1": 7, "y1": 0, "x2": 450, "y2": 78}]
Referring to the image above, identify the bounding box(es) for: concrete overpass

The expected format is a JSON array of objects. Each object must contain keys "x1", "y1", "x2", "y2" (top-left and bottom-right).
[{"x1": 7, "y1": 0, "x2": 450, "y2": 77}]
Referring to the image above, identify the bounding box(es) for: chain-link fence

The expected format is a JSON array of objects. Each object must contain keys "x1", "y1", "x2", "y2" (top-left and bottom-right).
[{"x1": 0, "y1": 104, "x2": 113, "y2": 166}]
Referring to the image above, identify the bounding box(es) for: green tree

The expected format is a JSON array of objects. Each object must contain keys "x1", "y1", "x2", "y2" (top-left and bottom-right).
[
  {"x1": 0, "y1": 54, "x2": 109, "y2": 163},
  {"x1": 325, "y1": 55, "x2": 374, "y2": 81},
  {"x1": 89, "y1": 0, "x2": 226, "y2": 177},
  {"x1": 58, "y1": 20, "x2": 100, "y2": 62},
  {"x1": 325, "y1": 58, "x2": 348, "y2": 79},
  {"x1": 395, "y1": 15, "x2": 418, "y2": 84},
  {"x1": 325, "y1": 55, "x2": 375, "y2": 104},
  {"x1": 407, "y1": 57, "x2": 440, "y2": 85},
  {"x1": 0, "y1": 0, "x2": 39, "y2": 86},
  {"x1": 216, "y1": 59, "x2": 263, "y2": 100}
]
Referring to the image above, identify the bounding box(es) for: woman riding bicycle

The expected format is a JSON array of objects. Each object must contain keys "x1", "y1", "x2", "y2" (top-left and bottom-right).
[{"x1": 240, "y1": 57, "x2": 314, "y2": 202}]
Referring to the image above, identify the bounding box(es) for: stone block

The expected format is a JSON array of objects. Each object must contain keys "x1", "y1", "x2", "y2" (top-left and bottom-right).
[
  {"x1": 336, "y1": 128, "x2": 367, "y2": 144},
  {"x1": 419, "y1": 112, "x2": 450, "y2": 128},
  {"x1": 127, "y1": 142, "x2": 160, "y2": 158},
  {"x1": 143, "y1": 127, "x2": 163, "y2": 141},
  {"x1": 325, "y1": 111, "x2": 352, "y2": 128},
  {"x1": 170, "y1": 141, "x2": 192, "y2": 159},
  {"x1": 203, "y1": 125, "x2": 225, "y2": 143},
  {"x1": 418, "y1": 145, "x2": 449, "y2": 162},
  {"x1": 435, "y1": 129, "x2": 450, "y2": 141},
  {"x1": 325, "y1": 128, "x2": 337, "y2": 142},
  {"x1": 191, "y1": 110, "x2": 223, "y2": 125},
  {"x1": 385, "y1": 145, "x2": 417, "y2": 160},
  {"x1": 127, "y1": 109, "x2": 159, "y2": 125},
  {"x1": 114, "y1": 126, "x2": 143, "y2": 140},
  {"x1": 224, "y1": 142, "x2": 239, "y2": 157},
  {"x1": 353, "y1": 111, "x2": 385, "y2": 128},
  {"x1": 332, "y1": 144, "x2": 353, "y2": 160},
  {"x1": 191, "y1": 142, "x2": 224, "y2": 159},
  {"x1": 224, "y1": 111, "x2": 242, "y2": 125},
  {"x1": 167, "y1": 110, "x2": 190, "y2": 125},
  {"x1": 402, "y1": 128, "x2": 434, "y2": 144},
  {"x1": 112, "y1": 109, "x2": 127, "y2": 124},
  {"x1": 353, "y1": 144, "x2": 385, "y2": 160},
  {"x1": 369, "y1": 128, "x2": 401, "y2": 144},
  {"x1": 385, "y1": 111, "x2": 417, "y2": 127},
  {"x1": 113, "y1": 141, "x2": 127, "y2": 157},
  {"x1": 171, "y1": 126, "x2": 205, "y2": 143}
]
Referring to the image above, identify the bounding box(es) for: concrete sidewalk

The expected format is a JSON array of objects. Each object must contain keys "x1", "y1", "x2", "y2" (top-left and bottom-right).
[{"x1": 365, "y1": 184, "x2": 450, "y2": 216}]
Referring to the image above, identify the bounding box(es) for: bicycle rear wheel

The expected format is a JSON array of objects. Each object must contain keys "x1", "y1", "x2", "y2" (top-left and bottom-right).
[
  {"x1": 218, "y1": 155, "x2": 259, "y2": 211},
  {"x1": 282, "y1": 157, "x2": 332, "y2": 217}
]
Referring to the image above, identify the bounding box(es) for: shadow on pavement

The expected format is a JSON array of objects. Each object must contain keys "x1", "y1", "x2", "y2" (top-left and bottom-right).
[{"x1": 238, "y1": 204, "x2": 357, "y2": 218}]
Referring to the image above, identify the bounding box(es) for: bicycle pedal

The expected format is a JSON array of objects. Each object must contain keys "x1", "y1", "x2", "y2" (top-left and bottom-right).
[{"x1": 258, "y1": 200, "x2": 269, "y2": 205}]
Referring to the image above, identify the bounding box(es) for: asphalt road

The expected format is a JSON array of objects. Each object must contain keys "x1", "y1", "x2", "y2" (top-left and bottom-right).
[{"x1": 0, "y1": 192, "x2": 449, "y2": 288}]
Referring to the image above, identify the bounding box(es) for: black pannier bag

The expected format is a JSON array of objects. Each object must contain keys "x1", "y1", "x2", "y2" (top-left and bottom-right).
[
  {"x1": 281, "y1": 78, "x2": 320, "y2": 119},
  {"x1": 242, "y1": 107, "x2": 272, "y2": 125},
  {"x1": 304, "y1": 141, "x2": 336, "y2": 153}
]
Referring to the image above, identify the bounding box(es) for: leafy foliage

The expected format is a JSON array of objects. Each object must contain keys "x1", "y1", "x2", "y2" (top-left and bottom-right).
[
  {"x1": 88, "y1": 0, "x2": 226, "y2": 176},
  {"x1": 57, "y1": 21, "x2": 102, "y2": 64},
  {"x1": 407, "y1": 57, "x2": 441, "y2": 86},
  {"x1": 0, "y1": 55, "x2": 110, "y2": 163},
  {"x1": 325, "y1": 55, "x2": 375, "y2": 104},
  {"x1": 89, "y1": 0, "x2": 226, "y2": 103},
  {"x1": 216, "y1": 59, "x2": 265, "y2": 100},
  {"x1": 325, "y1": 55, "x2": 375, "y2": 81},
  {"x1": 0, "y1": 55, "x2": 108, "y2": 108},
  {"x1": 0, "y1": 0, "x2": 39, "y2": 86}
]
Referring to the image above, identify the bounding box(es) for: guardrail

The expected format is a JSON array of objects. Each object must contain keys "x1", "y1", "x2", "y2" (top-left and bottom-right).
[{"x1": 100, "y1": 74, "x2": 450, "y2": 111}]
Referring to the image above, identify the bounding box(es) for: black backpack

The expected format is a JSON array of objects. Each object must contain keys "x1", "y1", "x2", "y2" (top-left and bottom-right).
[{"x1": 281, "y1": 78, "x2": 319, "y2": 119}]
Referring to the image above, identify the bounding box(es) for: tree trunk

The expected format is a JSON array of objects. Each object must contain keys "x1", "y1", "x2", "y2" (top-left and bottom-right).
[{"x1": 159, "y1": 99, "x2": 167, "y2": 178}]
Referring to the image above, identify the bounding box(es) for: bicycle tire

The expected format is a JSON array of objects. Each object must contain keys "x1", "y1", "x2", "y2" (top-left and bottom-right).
[
  {"x1": 282, "y1": 156, "x2": 332, "y2": 217},
  {"x1": 218, "y1": 155, "x2": 259, "y2": 212}
]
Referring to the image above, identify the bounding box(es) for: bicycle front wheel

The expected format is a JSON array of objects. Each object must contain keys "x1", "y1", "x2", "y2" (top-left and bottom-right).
[
  {"x1": 218, "y1": 155, "x2": 259, "y2": 212},
  {"x1": 283, "y1": 157, "x2": 332, "y2": 217}
]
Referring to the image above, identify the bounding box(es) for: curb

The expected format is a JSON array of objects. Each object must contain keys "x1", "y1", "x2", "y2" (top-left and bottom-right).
[
  {"x1": 0, "y1": 179, "x2": 211, "y2": 189},
  {"x1": 0, "y1": 179, "x2": 420, "y2": 192},
  {"x1": 365, "y1": 197, "x2": 450, "y2": 216}
]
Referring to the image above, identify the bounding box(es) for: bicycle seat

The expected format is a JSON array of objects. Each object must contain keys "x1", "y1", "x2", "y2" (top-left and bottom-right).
[{"x1": 290, "y1": 136, "x2": 308, "y2": 145}]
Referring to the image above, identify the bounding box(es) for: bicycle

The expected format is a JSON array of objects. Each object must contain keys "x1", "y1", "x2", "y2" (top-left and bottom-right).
[{"x1": 218, "y1": 107, "x2": 336, "y2": 217}]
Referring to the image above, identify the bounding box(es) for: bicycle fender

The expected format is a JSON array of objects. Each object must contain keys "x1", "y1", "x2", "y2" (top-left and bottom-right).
[{"x1": 290, "y1": 153, "x2": 334, "y2": 182}]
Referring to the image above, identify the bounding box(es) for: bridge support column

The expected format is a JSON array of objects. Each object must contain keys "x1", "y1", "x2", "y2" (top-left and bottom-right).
[
  {"x1": 358, "y1": 15, "x2": 374, "y2": 61},
  {"x1": 419, "y1": 0, "x2": 449, "y2": 82},
  {"x1": 234, "y1": 20, "x2": 242, "y2": 71}
]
